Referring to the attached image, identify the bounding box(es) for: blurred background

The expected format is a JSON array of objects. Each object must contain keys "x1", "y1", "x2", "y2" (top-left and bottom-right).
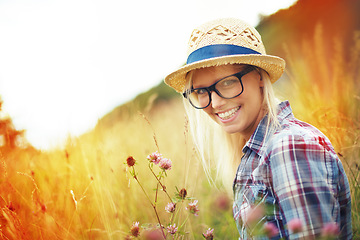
[
  {"x1": 0, "y1": 0, "x2": 359, "y2": 239},
  {"x1": 0, "y1": 0, "x2": 298, "y2": 150}
]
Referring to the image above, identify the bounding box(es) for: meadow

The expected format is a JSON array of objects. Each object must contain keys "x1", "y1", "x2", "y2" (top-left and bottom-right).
[{"x1": 0, "y1": 25, "x2": 359, "y2": 239}]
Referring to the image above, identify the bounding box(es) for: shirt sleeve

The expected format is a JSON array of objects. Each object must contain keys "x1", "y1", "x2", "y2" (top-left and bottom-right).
[{"x1": 268, "y1": 133, "x2": 349, "y2": 239}]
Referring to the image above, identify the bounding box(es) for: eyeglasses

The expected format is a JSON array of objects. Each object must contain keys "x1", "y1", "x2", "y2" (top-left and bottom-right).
[{"x1": 183, "y1": 66, "x2": 255, "y2": 109}]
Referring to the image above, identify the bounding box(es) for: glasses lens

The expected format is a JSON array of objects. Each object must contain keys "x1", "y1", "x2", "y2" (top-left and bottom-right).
[
  {"x1": 216, "y1": 76, "x2": 243, "y2": 98},
  {"x1": 188, "y1": 89, "x2": 210, "y2": 109}
]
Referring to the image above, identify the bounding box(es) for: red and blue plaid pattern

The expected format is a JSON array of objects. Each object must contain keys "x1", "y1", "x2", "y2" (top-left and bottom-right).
[{"x1": 233, "y1": 101, "x2": 352, "y2": 239}]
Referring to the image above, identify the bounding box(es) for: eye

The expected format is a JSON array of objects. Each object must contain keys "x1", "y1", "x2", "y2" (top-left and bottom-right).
[
  {"x1": 218, "y1": 77, "x2": 238, "y2": 88},
  {"x1": 194, "y1": 88, "x2": 208, "y2": 95}
]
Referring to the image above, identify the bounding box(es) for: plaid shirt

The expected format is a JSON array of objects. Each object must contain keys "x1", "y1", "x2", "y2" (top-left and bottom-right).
[{"x1": 233, "y1": 101, "x2": 352, "y2": 239}]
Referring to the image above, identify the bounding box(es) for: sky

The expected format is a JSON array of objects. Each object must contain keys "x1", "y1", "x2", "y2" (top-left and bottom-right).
[{"x1": 0, "y1": 0, "x2": 297, "y2": 150}]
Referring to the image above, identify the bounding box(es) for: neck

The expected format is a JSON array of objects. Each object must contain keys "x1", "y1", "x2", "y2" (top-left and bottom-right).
[{"x1": 242, "y1": 108, "x2": 266, "y2": 142}]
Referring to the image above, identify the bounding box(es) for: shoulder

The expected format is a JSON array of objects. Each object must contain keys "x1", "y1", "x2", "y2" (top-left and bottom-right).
[
  {"x1": 264, "y1": 117, "x2": 343, "y2": 186},
  {"x1": 264, "y1": 101, "x2": 335, "y2": 155},
  {"x1": 265, "y1": 116, "x2": 337, "y2": 162}
]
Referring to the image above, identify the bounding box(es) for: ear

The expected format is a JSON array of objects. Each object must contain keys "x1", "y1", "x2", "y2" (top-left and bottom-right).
[{"x1": 258, "y1": 73, "x2": 264, "y2": 87}]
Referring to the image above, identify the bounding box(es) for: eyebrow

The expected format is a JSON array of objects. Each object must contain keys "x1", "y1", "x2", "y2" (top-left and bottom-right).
[{"x1": 192, "y1": 66, "x2": 251, "y2": 89}]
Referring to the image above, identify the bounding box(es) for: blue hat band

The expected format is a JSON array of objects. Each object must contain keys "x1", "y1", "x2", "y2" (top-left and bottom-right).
[{"x1": 186, "y1": 44, "x2": 261, "y2": 64}]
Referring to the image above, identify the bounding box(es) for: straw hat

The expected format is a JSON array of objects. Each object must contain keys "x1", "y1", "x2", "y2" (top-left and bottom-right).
[{"x1": 164, "y1": 18, "x2": 286, "y2": 93}]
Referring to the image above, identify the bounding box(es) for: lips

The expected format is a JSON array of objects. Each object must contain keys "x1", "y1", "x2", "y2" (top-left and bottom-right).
[{"x1": 216, "y1": 106, "x2": 240, "y2": 121}]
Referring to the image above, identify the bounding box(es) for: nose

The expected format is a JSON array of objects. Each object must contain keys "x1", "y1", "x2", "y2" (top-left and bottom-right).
[{"x1": 210, "y1": 91, "x2": 226, "y2": 109}]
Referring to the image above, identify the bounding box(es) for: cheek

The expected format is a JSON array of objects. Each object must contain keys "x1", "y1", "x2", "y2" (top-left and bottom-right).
[
  {"x1": 202, "y1": 107, "x2": 218, "y2": 122},
  {"x1": 242, "y1": 83, "x2": 263, "y2": 102},
  {"x1": 202, "y1": 107, "x2": 213, "y2": 116},
  {"x1": 202, "y1": 107, "x2": 211, "y2": 115}
]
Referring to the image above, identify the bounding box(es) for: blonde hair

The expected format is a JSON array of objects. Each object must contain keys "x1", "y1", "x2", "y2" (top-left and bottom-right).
[{"x1": 184, "y1": 65, "x2": 280, "y2": 192}]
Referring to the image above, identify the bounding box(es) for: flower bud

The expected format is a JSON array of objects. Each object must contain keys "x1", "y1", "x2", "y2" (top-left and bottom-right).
[
  {"x1": 130, "y1": 222, "x2": 140, "y2": 237},
  {"x1": 179, "y1": 188, "x2": 187, "y2": 199},
  {"x1": 126, "y1": 156, "x2": 136, "y2": 167}
]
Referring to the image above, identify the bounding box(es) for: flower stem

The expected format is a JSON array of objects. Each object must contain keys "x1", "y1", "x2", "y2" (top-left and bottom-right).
[
  {"x1": 172, "y1": 201, "x2": 183, "y2": 224},
  {"x1": 151, "y1": 204, "x2": 167, "y2": 239},
  {"x1": 149, "y1": 164, "x2": 173, "y2": 202},
  {"x1": 179, "y1": 214, "x2": 190, "y2": 230},
  {"x1": 132, "y1": 166, "x2": 166, "y2": 239},
  {"x1": 133, "y1": 168, "x2": 153, "y2": 206}
]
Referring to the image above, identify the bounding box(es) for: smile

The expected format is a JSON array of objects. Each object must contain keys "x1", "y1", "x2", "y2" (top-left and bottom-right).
[{"x1": 217, "y1": 106, "x2": 240, "y2": 120}]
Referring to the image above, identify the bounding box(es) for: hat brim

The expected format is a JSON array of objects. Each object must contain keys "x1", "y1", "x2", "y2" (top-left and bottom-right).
[{"x1": 165, "y1": 54, "x2": 286, "y2": 93}]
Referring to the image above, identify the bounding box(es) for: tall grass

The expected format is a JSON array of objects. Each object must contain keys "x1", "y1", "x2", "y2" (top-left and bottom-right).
[
  {"x1": 0, "y1": 24, "x2": 359, "y2": 239},
  {"x1": 278, "y1": 23, "x2": 360, "y2": 238},
  {"x1": 0, "y1": 99, "x2": 238, "y2": 239}
]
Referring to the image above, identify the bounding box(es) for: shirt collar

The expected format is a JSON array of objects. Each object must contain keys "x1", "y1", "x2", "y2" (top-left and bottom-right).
[{"x1": 243, "y1": 100, "x2": 293, "y2": 156}]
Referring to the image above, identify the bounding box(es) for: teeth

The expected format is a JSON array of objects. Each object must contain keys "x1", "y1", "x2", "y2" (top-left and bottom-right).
[{"x1": 218, "y1": 107, "x2": 240, "y2": 120}]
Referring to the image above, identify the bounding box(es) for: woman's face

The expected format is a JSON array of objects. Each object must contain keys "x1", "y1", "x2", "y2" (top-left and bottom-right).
[{"x1": 191, "y1": 64, "x2": 265, "y2": 140}]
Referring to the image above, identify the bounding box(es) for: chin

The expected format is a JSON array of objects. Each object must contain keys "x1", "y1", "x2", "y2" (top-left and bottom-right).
[{"x1": 222, "y1": 126, "x2": 241, "y2": 134}]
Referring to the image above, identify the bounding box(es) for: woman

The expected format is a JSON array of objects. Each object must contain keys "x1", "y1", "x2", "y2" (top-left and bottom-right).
[{"x1": 164, "y1": 18, "x2": 352, "y2": 239}]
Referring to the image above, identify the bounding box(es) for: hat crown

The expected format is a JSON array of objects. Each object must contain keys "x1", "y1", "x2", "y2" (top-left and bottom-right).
[{"x1": 187, "y1": 18, "x2": 266, "y2": 56}]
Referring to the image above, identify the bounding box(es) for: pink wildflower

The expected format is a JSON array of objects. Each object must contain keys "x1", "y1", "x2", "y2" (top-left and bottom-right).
[
  {"x1": 159, "y1": 157, "x2": 172, "y2": 171},
  {"x1": 147, "y1": 151, "x2": 162, "y2": 165},
  {"x1": 186, "y1": 200, "x2": 200, "y2": 216},
  {"x1": 142, "y1": 228, "x2": 163, "y2": 240},
  {"x1": 214, "y1": 193, "x2": 230, "y2": 211},
  {"x1": 263, "y1": 222, "x2": 279, "y2": 238},
  {"x1": 321, "y1": 222, "x2": 340, "y2": 237},
  {"x1": 130, "y1": 221, "x2": 140, "y2": 237},
  {"x1": 202, "y1": 228, "x2": 214, "y2": 240},
  {"x1": 167, "y1": 224, "x2": 178, "y2": 234},
  {"x1": 165, "y1": 202, "x2": 176, "y2": 213},
  {"x1": 244, "y1": 205, "x2": 264, "y2": 226},
  {"x1": 287, "y1": 218, "x2": 303, "y2": 234}
]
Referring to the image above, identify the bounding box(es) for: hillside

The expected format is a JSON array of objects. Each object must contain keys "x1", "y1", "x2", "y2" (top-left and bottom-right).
[
  {"x1": 96, "y1": 81, "x2": 179, "y2": 129},
  {"x1": 257, "y1": 0, "x2": 360, "y2": 58}
]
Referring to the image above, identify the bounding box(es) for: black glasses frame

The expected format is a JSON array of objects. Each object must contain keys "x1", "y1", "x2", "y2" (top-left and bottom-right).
[{"x1": 183, "y1": 66, "x2": 255, "y2": 109}]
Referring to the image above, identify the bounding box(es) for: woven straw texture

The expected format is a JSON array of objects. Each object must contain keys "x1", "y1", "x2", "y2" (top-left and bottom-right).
[{"x1": 187, "y1": 18, "x2": 265, "y2": 56}]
